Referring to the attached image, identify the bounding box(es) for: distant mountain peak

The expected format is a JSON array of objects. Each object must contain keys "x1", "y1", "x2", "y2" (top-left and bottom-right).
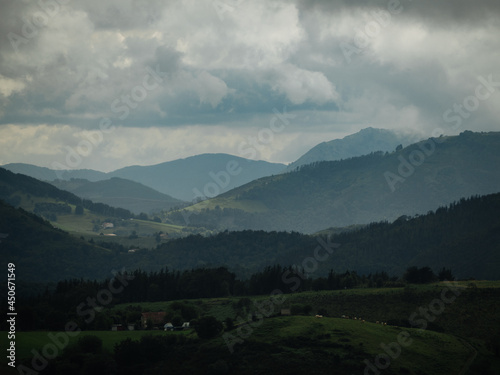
[{"x1": 286, "y1": 127, "x2": 421, "y2": 171}]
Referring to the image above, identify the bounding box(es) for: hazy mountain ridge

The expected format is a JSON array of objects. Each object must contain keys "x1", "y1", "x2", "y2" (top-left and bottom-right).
[
  {"x1": 167, "y1": 131, "x2": 500, "y2": 233},
  {"x1": 50, "y1": 177, "x2": 183, "y2": 214},
  {"x1": 108, "y1": 153, "x2": 285, "y2": 201},
  {"x1": 286, "y1": 127, "x2": 422, "y2": 172},
  {"x1": 2, "y1": 153, "x2": 285, "y2": 201}
]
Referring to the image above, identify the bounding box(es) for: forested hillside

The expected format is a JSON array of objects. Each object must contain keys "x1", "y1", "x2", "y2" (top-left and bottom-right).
[
  {"x1": 0, "y1": 168, "x2": 135, "y2": 219},
  {"x1": 168, "y1": 131, "x2": 500, "y2": 232},
  {"x1": 1, "y1": 192, "x2": 499, "y2": 282}
]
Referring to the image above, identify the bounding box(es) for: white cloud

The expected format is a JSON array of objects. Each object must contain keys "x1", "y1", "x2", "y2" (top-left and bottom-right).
[
  {"x1": 0, "y1": 75, "x2": 26, "y2": 97},
  {"x1": 269, "y1": 64, "x2": 339, "y2": 105}
]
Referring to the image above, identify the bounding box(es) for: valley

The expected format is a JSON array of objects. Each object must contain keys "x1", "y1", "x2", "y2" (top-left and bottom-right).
[{"x1": 1, "y1": 129, "x2": 500, "y2": 374}]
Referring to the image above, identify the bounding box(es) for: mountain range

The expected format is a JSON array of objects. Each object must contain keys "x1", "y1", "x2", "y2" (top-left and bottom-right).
[
  {"x1": 2, "y1": 128, "x2": 417, "y2": 205},
  {"x1": 2, "y1": 154, "x2": 285, "y2": 202},
  {"x1": 166, "y1": 131, "x2": 500, "y2": 233}
]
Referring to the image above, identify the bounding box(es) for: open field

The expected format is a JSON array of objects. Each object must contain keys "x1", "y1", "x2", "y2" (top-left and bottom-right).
[{"x1": 0, "y1": 317, "x2": 473, "y2": 375}]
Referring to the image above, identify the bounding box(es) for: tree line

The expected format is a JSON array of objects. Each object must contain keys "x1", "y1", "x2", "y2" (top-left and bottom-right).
[{"x1": 4, "y1": 264, "x2": 454, "y2": 332}]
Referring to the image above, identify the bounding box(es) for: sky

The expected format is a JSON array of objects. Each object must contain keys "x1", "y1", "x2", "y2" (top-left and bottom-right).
[{"x1": 0, "y1": 0, "x2": 499, "y2": 172}]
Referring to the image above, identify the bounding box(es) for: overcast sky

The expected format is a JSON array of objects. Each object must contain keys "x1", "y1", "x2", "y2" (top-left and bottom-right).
[{"x1": 1, "y1": 0, "x2": 499, "y2": 171}]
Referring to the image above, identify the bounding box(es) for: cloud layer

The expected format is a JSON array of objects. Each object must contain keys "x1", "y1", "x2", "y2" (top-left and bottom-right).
[{"x1": 1, "y1": 0, "x2": 499, "y2": 170}]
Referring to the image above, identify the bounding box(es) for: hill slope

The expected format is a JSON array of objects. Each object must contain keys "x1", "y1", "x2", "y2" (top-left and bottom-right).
[
  {"x1": 1, "y1": 163, "x2": 106, "y2": 181},
  {"x1": 0, "y1": 167, "x2": 188, "y2": 242},
  {"x1": 0, "y1": 200, "x2": 115, "y2": 282},
  {"x1": 50, "y1": 177, "x2": 183, "y2": 214},
  {"x1": 286, "y1": 127, "x2": 421, "y2": 172},
  {"x1": 1, "y1": 191, "x2": 499, "y2": 282},
  {"x1": 154, "y1": 193, "x2": 500, "y2": 279},
  {"x1": 168, "y1": 131, "x2": 500, "y2": 232}
]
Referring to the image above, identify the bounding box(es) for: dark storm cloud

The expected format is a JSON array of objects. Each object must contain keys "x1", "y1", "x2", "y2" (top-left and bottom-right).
[{"x1": 0, "y1": 0, "x2": 498, "y2": 169}]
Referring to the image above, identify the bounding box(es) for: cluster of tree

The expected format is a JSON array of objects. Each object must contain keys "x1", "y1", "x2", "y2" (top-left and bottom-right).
[
  {"x1": 403, "y1": 266, "x2": 454, "y2": 284},
  {"x1": 242, "y1": 266, "x2": 404, "y2": 295},
  {"x1": 36, "y1": 330, "x2": 228, "y2": 375},
  {"x1": 33, "y1": 202, "x2": 72, "y2": 221}
]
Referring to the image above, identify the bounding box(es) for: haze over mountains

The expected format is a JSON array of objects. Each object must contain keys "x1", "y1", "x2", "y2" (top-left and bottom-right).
[
  {"x1": 168, "y1": 131, "x2": 500, "y2": 233},
  {"x1": 3, "y1": 127, "x2": 414, "y2": 206},
  {"x1": 2, "y1": 128, "x2": 415, "y2": 201},
  {"x1": 3, "y1": 153, "x2": 285, "y2": 202},
  {"x1": 2, "y1": 129, "x2": 500, "y2": 281},
  {"x1": 50, "y1": 178, "x2": 183, "y2": 215},
  {"x1": 285, "y1": 127, "x2": 422, "y2": 172},
  {"x1": 3, "y1": 129, "x2": 500, "y2": 233}
]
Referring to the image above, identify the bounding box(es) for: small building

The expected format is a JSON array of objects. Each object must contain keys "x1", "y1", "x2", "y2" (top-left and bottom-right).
[
  {"x1": 141, "y1": 312, "x2": 167, "y2": 329},
  {"x1": 280, "y1": 309, "x2": 291, "y2": 316},
  {"x1": 111, "y1": 324, "x2": 124, "y2": 331},
  {"x1": 102, "y1": 222, "x2": 114, "y2": 229}
]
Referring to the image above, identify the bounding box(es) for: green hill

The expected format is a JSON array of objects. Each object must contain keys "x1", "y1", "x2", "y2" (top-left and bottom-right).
[
  {"x1": 1, "y1": 191, "x2": 499, "y2": 282},
  {"x1": 148, "y1": 192, "x2": 500, "y2": 280},
  {"x1": 0, "y1": 200, "x2": 115, "y2": 282},
  {"x1": 167, "y1": 131, "x2": 500, "y2": 233},
  {"x1": 1, "y1": 317, "x2": 473, "y2": 375},
  {"x1": 0, "y1": 167, "x2": 189, "y2": 242}
]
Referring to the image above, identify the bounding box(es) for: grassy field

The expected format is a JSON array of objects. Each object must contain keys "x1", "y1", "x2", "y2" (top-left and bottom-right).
[
  {"x1": 1, "y1": 317, "x2": 473, "y2": 375},
  {"x1": 184, "y1": 196, "x2": 269, "y2": 213},
  {"x1": 110, "y1": 281, "x2": 500, "y2": 323},
  {"x1": 236, "y1": 315, "x2": 471, "y2": 375},
  {"x1": 12, "y1": 192, "x2": 190, "y2": 248}
]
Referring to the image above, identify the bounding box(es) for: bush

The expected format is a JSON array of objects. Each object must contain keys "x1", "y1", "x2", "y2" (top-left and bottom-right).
[
  {"x1": 195, "y1": 316, "x2": 222, "y2": 339},
  {"x1": 224, "y1": 317, "x2": 234, "y2": 331},
  {"x1": 77, "y1": 335, "x2": 103, "y2": 354}
]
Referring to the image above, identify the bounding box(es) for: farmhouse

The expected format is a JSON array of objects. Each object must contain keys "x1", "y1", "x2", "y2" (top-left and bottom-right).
[{"x1": 141, "y1": 311, "x2": 167, "y2": 329}]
